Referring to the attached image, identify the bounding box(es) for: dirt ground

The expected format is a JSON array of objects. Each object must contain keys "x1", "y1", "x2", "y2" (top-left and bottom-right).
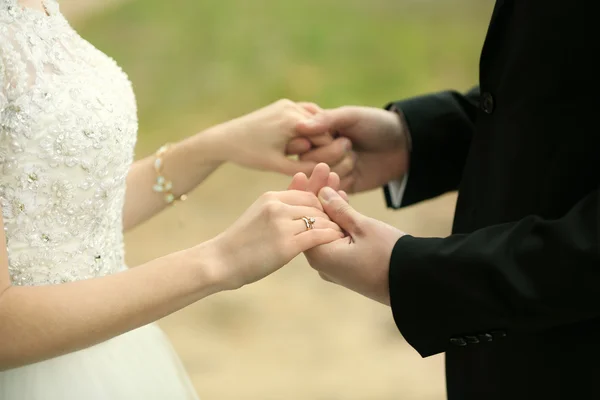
[{"x1": 59, "y1": 2, "x2": 456, "y2": 399}]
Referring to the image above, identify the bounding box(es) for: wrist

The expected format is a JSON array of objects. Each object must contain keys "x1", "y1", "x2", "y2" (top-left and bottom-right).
[
  {"x1": 194, "y1": 118, "x2": 245, "y2": 166},
  {"x1": 182, "y1": 239, "x2": 233, "y2": 295},
  {"x1": 385, "y1": 106, "x2": 411, "y2": 181},
  {"x1": 387, "y1": 105, "x2": 412, "y2": 152},
  {"x1": 153, "y1": 130, "x2": 225, "y2": 201},
  {"x1": 187, "y1": 234, "x2": 243, "y2": 293},
  {"x1": 186, "y1": 125, "x2": 230, "y2": 167}
]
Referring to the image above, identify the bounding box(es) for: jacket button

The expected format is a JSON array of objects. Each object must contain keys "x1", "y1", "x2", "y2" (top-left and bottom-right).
[
  {"x1": 478, "y1": 333, "x2": 493, "y2": 342},
  {"x1": 481, "y1": 92, "x2": 495, "y2": 114},
  {"x1": 450, "y1": 337, "x2": 468, "y2": 347},
  {"x1": 465, "y1": 335, "x2": 480, "y2": 344},
  {"x1": 491, "y1": 330, "x2": 507, "y2": 339}
]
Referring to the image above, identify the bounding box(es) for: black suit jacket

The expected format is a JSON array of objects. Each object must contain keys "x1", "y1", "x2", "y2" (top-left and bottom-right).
[{"x1": 386, "y1": 1, "x2": 597, "y2": 399}]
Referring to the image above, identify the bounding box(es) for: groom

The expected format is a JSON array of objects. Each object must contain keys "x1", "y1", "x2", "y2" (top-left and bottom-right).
[{"x1": 290, "y1": 1, "x2": 598, "y2": 399}]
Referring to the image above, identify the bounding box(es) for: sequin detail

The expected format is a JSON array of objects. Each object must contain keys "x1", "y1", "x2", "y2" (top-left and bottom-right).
[{"x1": 0, "y1": 0, "x2": 138, "y2": 286}]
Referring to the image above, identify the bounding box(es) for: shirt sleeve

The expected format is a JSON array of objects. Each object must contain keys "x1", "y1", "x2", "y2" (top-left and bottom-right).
[{"x1": 386, "y1": 174, "x2": 409, "y2": 208}]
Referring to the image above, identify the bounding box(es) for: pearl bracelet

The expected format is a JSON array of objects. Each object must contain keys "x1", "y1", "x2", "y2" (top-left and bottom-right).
[{"x1": 153, "y1": 143, "x2": 188, "y2": 205}]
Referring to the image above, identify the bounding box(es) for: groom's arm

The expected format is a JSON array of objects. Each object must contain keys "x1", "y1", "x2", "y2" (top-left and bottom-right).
[
  {"x1": 389, "y1": 186, "x2": 600, "y2": 357},
  {"x1": 384, "y1": 87, "x2": 480, "y2": 209}
]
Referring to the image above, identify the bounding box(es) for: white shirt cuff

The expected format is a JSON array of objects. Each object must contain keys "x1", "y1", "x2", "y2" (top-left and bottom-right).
[{"x1": 388, "y1": 174, "x2": 409, "y2": 208}]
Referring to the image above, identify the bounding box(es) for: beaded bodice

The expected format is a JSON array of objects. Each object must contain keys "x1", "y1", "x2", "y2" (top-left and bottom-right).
[{"x1": 0, "y1": 0, "x2": 138, "y2": 285}]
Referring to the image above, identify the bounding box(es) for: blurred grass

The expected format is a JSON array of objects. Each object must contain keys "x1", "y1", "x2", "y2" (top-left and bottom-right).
[{"x1": 74, "y1": 0, "x2": 491, "y2": 151}]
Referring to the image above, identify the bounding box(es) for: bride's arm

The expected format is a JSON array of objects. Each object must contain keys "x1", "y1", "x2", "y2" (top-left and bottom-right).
[
  {"x1": 0, "y1": 188, "x2": 343, "y2": 371},
  {"x1": 122, "y1": 128, "x2": 223, "y2": 230},
  {"x1": 123, "y1": 100, "x2": 340, "y2": 231}
]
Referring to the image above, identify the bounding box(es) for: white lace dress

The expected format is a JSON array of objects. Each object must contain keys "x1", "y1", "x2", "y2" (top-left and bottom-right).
[{"x1": 0, "y1": 1, "x2": 199, "y2": 398}]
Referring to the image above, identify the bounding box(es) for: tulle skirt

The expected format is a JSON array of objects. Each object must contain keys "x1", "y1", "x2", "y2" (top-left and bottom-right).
[{"x1": 0, "y1": 323, "x2": 199, "y2": 399}]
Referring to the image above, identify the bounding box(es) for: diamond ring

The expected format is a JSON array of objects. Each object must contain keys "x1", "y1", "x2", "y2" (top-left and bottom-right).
[{"x1": 301, "y1": 216, "x2": 316, "y2": 231}]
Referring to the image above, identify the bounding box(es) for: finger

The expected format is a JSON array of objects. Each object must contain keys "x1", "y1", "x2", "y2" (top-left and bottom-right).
[
  {"x1": 290, "y1": 217, "x2": 342, "y2": 235},
  {"x1": 299, "y1": 137, "x2": 351, "y2": 165},
  {"x1": 338, "y1": 190, "x2": 349, "y2": 202},
  {"x1": 287, "y1": 172, "x2": 309, "y2": 191},
  {"x1": 296, "y1": 114, "x2": 330, "y2": 136},
  {"x1": 327, "y1": 172, "x2": 340, "y2": 192},
  {"x1": 307, "y1": 163, "x2": 331, "y2": 195},
  {"x1": 330, "y1": 153, "x2": 355, "y2": 179},
  {"x1": 275, "y1": 190, "x2": 323, "y2": 209},
  {"x1": 293, "y1": 229, "x2": 345, "y2": 253},
  {"x1": 307, "y1": 133, "x2": 334, "y2": 147},
  {"x1": 297, "y1": 102, "x2": 323, "y2": 114},
  {"x1": 295, "y1": 107, "x2": 357, "y2": 136},
  {"x1": 292, "y1": 109, "x2": 333, "y2": 143},
  {"x1": 290, "y1": 109, "x2": 333, "y2": 146},
  {"x1": 318, "y1": 187, "x2": 365, "y2": 235},
  {"x1": 290, "y1": 108, "x2": 333, "y2": 147},
  {"x1": 286, "y1": 138, "x2": 311, "y2": 155},
  {"x1": 285, "y1": 205, "x2": 330, "y2": 220}
]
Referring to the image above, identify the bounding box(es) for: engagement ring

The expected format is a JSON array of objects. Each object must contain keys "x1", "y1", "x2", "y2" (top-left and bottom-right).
[{"x1": 302, "y1": 216, "x2": 316, "y2": 231}]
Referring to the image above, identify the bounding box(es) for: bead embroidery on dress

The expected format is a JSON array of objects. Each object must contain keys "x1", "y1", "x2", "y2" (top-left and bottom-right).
[{"x1": 0, "y1": 0, "x2": 138, "y2": 286}]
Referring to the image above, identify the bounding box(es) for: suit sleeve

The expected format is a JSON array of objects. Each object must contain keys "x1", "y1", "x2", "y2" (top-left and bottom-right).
[
  {"x1": 389, "y1": 186, "x2": 600, "y2": 357},
  {"x1": 384, "y1": 87, "x2": 480, "y2": 209}
]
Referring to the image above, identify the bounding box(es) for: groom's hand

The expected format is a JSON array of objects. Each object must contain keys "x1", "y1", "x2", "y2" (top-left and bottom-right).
[
  {"x1": 307, "y1": 187, "x2": 404, "y2": 305},
  {"x1": 286, "y1": 102, "x2": 356, "y2": 183},
  {"x1": 291, "y1": 163, "x2": 404, "y2": 306},
  {"x1": 295, "y1": 106, "x2": 409, "y2": 194}
]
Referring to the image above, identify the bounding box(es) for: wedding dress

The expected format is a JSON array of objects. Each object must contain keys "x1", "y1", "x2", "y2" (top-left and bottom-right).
[{"x1": 0, "y1": 1, "x2": 199, "y2": 398}]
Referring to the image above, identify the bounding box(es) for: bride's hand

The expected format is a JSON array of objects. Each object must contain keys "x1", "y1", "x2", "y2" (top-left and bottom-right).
[
  {"x1": 205, "y1": 99, "x2": 336, "y2": 175},
  {"x1": 207, "y1": 190, "x2": 344, "y2": 290}
]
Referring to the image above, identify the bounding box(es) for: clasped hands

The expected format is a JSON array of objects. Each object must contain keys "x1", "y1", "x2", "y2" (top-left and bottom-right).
[
  {"x1": 288, "y1": 162, "x2": 404, "y2": 306},
  {"x1": 212, "y1": 162, "x2": 402, "y2": 306},
  {"x1": 287, "y1": 102, "x2": 408, "y2": 306},
  {"x1": 211, "y1": 100, "x2": 409, "y2": 306}
]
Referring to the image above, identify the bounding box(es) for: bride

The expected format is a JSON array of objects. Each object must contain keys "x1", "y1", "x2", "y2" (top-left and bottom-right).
[{"x1": 0, "y1": 0, "x2": 351, "y2": 398}]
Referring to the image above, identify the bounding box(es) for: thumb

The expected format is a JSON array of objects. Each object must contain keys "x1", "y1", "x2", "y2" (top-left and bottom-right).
[
  {"x1": 318, "y1": 186, "x2": 364, "y2": 235},
  {"x1": 296, "y1": 108, "x2": 354, "y2": 136}
]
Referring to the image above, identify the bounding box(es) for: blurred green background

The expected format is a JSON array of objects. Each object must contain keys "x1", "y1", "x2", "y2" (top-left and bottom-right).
[
  {"x1": 64, "y1": 0, "x2": 493, "y2": 398},
  {"x1": 75, "y1": 0, "x2": 491, "y2": 150}
]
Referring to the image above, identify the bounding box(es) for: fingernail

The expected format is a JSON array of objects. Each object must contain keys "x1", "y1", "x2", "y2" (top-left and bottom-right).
[
  {"x1": 303, "y1": 119, "x2": 317, "y2": 127},
  {"x1": 319, "y1": 187, "x2": 337, "y2": 203}
]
